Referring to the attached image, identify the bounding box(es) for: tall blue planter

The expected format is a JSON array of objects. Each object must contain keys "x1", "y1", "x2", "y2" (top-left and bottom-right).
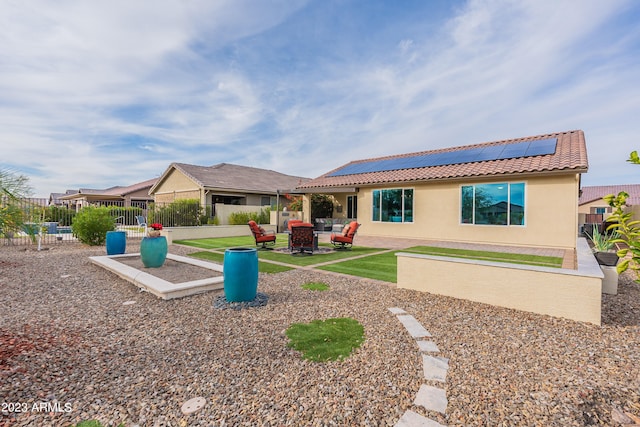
[
  {"x1": 223, "y1": 248, "x2": 258, "y2": 302},
  {"x1": 140, "y1": 236, "x2": 168, "y2": 268},
  {"x1": 106, "y1": 230, "x2": 126, "y2": 255}
]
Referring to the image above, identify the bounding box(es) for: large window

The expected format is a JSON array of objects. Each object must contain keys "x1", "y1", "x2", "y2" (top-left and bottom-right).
[
  {"x1": 372, "y1": 188, "x2": 413, "y2": 222},
  {"x1": 461, "y1": 183, "x2": 525, "y2": 226}
]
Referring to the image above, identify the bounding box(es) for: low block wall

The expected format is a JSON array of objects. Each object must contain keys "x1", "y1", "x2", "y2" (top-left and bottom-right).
[
  {"x1": 160, "y1": 225, "x2": 276, "y2": 245},
  {"x1": 396, "y1": 238, "x2": 604, "y2": 325}
]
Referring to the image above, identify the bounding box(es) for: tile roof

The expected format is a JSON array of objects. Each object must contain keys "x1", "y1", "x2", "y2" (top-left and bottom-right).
[
  {"x1": 60, "y1": 179, "x2": 157, "y2": 199},
  {"x1": 160, "y1": 163, "x2": 310, "y2": 194},
  {"x1": 579, "y1": 184, "x2": 640, "y2": 206},
  {"x1": 297, "y1": 130, "x2": 588, "y2": 190},
  {"x1": 102, "y1": 178, "x2": 158, "y2": 196}
]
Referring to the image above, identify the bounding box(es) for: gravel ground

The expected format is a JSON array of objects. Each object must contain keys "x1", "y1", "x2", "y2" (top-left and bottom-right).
[{"x1": 0, "y1": 242, "x2": 639, "y2": 427}]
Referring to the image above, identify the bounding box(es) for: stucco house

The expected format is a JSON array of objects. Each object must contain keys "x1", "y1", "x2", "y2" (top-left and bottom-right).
[
  {"x1": 296, "y1": 130, "x2": 588, "y2": 252},
  {"x1": 59, "y1": 178, "x2": 157, "y2": 211},
  {"x1": 578, "y1": 184, "x2": 640, "y2": 226},
  {"x1": 148, "y1": 162, "x2": 310, "y2": 222}
]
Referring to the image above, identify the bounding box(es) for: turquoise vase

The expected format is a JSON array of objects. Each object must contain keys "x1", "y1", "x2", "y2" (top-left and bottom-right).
[
  {"x1": 106, "y1": 231, "x2": 126, "y2": 255},
  {"x1": 223, "y1": 248, "x2": 258, "y2": 302},
  {"x1": 140, "y1": 236, "x2": 168, "y2": 268}
]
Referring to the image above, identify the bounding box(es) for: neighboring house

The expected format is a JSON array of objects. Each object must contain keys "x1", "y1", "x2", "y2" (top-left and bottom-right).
[
  {"x1": 296, "y1": 130, "x2": 588, "y2": 251},
  {"x1": 48, "y1": 190, "x2": 76, "y2": 206},
  {"x1": 578, "y1": 184, "x2": 640, "y2": 225},
  {"x1": 148, "y1": 162, "x2": 310, "y2": 220},
  {"x1": 59, "y1": 178, "x2": 158, "y2": 211}
]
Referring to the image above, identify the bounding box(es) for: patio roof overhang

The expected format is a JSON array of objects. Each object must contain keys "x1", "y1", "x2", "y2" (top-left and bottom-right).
[{"x1": 290, "y1": 187, "x2": 358, "y2": 194}]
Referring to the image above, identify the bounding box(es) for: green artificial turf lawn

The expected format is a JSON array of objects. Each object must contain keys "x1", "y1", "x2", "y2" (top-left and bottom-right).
[
  {"x1": 175, "y1": 235, "x2": 289, "y2": 249},
  {"x1": 317, "y1": 251, "x2": 398, "y2": 283},
  {"x1": 257, "y1": 245, "x2": 384, "y2": 266},
  {"x1": 406, "y1": 246, "x2": 563, "y2": 268},
  {"x1": 188, "y1": 251, "x2": 293, "y2": 273},
  {"x1": 301, "y1": 281, "x2": 330, "y2": 291},
  {"x1": 286, "y1": 317, "x2": 365, "y2": 362}
]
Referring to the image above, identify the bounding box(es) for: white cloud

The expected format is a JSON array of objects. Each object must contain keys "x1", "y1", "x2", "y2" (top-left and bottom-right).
[{"x1": 1, "y1": 0, "x2": 639, "y2": 196}]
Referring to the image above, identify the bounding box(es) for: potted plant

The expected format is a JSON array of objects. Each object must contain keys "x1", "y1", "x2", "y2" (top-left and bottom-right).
[{"x1": 588, "y1": 226, "x2": 620, "y2": 266}]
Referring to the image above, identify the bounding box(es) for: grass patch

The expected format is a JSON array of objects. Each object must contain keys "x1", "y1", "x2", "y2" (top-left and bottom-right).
[
  {"x1": 286, "y1": 317, "x2": 365, "y2": 362},
  {"x1": 188, "y1": 251, "x2": 293, "y2": 273},
  {"x1": 317, "y1": 251, "x2": 397, "y2": 283},
  {"x1": 258, "y1": 245, "x2": 383, "y2": 266},
  {"x1": 406, "y1": 246, "x2": 563, "y2": 268},
  {"x1": 301, "y1": 281, "x2": 330, "y2": 291},
  {"x1": 175, "y1": 235, "x2": 289, "y2": 250}
]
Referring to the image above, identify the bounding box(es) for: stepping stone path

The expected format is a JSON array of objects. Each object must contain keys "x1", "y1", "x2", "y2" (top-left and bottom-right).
[{"x1": 389, "y1": 307, "x2": 448, "y2": 427}]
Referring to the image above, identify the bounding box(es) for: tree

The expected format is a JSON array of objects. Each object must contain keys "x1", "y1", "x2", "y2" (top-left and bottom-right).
[
  {"x1": 0, "y1": 168, "x2": 33, "y2": 238},
  {"x1": 603, "y1": 151, "x2": 640, "y2": 280}
]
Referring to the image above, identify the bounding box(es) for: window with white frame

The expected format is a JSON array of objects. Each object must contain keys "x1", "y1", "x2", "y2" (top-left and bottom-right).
[
  {"x1": 461, "y1": 182, "x2": 525, "y2": 226},
  {"x1": 372, "y1": 188, "x2": 413, "y2": 222}
]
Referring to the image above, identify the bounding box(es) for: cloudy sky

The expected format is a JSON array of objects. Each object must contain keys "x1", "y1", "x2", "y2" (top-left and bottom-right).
[{"x1": 1, "y1": 0, "x2": 639, "y2": 197}]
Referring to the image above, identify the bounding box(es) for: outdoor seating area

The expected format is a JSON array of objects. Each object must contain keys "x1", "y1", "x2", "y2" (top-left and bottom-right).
[
  {"x1": 289, "y1": 222, "x2": 317, "y2": 254},
  {"x1": 248, "y1": 220, "x2": 277, "y2": 248},
  {"x1": 330, "y1": 221, "x2": 360, "y2": 249}
]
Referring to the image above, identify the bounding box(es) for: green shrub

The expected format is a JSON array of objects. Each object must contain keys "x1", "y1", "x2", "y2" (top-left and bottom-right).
[
  {"x1": 150, "y1": 199, "x2": 202, "y2": 227},
  {"x1": 604, "y1": 150, "x2": 640, "y2": 280},
  {"x1": 72, "y1": 206, "x2": 115, "y2": 245},
  {"x1": 228, "y1": 208, "x2": 270, "y2": 225},
  {"x1": 44, "y1": 205, "x2": 76, "y2": 226}
]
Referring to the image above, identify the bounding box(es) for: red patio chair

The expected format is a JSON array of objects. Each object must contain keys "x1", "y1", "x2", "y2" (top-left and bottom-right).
[
  {"x1": 290, "y1": 222, "x2": 315, "y2": 254},
  {"x1": 330, "y1": 221, "x2": 360, "y2": 249},
  {"x1": 248, "y1": 220, "x2": 276, "y2": 249},
  {"x1": 286, "y1": 219, "x2": 303, "y2": 231}
]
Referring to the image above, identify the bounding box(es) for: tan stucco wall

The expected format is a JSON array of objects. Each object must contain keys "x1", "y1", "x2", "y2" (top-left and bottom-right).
[
  {"x1": 396, "y1": 238, "x2": 603, "y2": 325},
  {"x1": 152, "y1": 169, "x2": 203, "y2": 204},
  {"x1": 160, "y1": 224, "x2": 276, "y2": 244},
  {"x1": 354, "y1": 174, "x2": 580, "y2": 250}
]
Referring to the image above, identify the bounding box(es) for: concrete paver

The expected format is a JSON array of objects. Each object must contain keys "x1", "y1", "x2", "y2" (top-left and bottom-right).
[
  {"x1": 414, "y1": 384, "x2": 448, "y2": 414},
  {"x1": 396, "y1": 314, "x2": 432, "y2": 338},
  {"x1": 422, "y1": 355, "x2": 449, "y2": 382},
  {"x1": 395, "y1": 410, "x2": 446, "y2": 427}
]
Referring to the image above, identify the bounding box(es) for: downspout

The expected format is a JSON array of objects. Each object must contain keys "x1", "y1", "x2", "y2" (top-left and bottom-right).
[{"x1": 276, "y1": 189, "x2": 280, "y2": 233}]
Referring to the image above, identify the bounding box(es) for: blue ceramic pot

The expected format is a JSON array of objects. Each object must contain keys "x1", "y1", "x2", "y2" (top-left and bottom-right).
[
  {"x1": 223, "y1": 248, "x2": 258, "y2": 302},
  {"x1": 140, "y1": 236, "x2": 168, "y2": 268},
  {"x1": 106, "y1": 231, "x2": 127, "y2": 255}
]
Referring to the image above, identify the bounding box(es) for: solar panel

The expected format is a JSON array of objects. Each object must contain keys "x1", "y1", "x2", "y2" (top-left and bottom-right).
[
  {"x1": 496, "y1": 141, "x2": 529, "y2": 159},
  {"x1": 327, "y1": 138, "x2": 558, "y2": 177},
  {"x1": 525, "y1": 138, "x2": 557, "y2": 156}
]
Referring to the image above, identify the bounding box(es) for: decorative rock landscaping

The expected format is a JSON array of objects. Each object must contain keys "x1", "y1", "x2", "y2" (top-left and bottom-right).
[{"x1": 1, "y1": 242, "x2": 639, "y2": 426}]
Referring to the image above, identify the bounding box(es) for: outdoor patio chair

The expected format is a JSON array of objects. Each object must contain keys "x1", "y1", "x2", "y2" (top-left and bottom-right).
[
  {"x1": 286, "y1": 219, "x2": 303, "y2": 231},
  {"x1": 136, "y1": 215, "x2": 147, "y2": 229},
  {"x1": 248, "y1": 220, "x2": 276, "y2": 249},
  {"x1": 330, "y1": 221, "x2": 360, "y2": 249},
  {"x1": 289, "y1": 222, "x2": 315, "y2": 254}
]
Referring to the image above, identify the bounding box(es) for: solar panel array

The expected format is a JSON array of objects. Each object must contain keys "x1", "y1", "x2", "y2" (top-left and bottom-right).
[{"x1": 328, "y1": 138, "x2": 558, "y2": 177}]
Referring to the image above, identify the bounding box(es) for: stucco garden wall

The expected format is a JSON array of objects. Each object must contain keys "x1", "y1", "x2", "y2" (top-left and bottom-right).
[
  {"x1": 396, "y1": 238, "x2": 603, "y2": 325},
  {"x1": 161, "y1": 224, "x2": 276, "y2": 244}
]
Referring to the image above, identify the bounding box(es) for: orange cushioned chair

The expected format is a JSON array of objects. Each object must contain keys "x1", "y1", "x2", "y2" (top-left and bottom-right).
[
  {"x1": 248, "y1": 220, "x2": 276, "y2": 249},
  {"x1": 330, "y1": 221, "x2": 360, "y2": 249},
  {"x1": 289, "y1": 222, "x2": 315, "y2": 254}
]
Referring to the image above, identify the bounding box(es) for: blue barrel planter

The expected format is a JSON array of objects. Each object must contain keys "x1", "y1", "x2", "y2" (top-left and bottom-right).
[
  {"x1": 140, "y1": 236, "x2": 168, "y2": 268},
  {"x1": 223, "y1": 248, "x2": 258, "y2": 302},
  {"x1": 106, "y1": 230, "x2": 127, "y2": 255}
]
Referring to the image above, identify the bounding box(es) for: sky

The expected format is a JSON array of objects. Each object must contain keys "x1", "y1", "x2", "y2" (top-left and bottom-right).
[{"x1": 1, "y1": 0, "x2": 639, "y2": 198}]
